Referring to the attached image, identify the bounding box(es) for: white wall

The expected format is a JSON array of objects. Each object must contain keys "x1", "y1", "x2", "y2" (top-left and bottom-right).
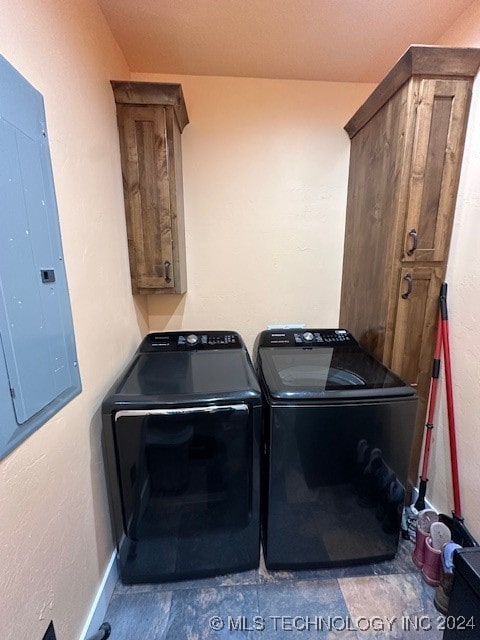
[
  {"x1": 131, "y1": 72, "x2": 375, "y2": 351},
  {"x1": 424, "y1": 4, "x2": 480, "y2": 541},
  {"x1": 0, "y1": 2, "x2": 143, "y2": 638}
]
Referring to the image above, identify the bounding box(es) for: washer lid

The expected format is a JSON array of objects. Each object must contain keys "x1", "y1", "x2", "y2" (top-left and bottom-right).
[{"x1": 258, "y1": 346, "x2": 415, "y2": 400}]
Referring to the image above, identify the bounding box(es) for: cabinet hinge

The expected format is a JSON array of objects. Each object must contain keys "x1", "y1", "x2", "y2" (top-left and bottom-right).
[{"x1": 9, "y1": 387, "x2": 16, "y2": 399}]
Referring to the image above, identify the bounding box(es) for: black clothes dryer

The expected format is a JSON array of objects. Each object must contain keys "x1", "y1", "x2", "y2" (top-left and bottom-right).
[
  {"x1": 255, "y1": 328, "x2": 417, "y2": 570},
  {"x1": 102, "y1": 331, "x2": 262, "y2": 584}
]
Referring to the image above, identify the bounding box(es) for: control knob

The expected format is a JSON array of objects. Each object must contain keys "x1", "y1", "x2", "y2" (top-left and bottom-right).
[
  {"x1": 302, "y1": 331, "x2": 314, "y2": 342},
  {"x1": 186, "y1": 334, "x2": 199, "y2": 345}
]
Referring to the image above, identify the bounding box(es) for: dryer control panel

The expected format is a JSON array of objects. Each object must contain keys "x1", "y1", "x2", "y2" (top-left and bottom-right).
[
  {"x1": 258, "y1": 328, "x2": 357, "y2": 347},
  {"x1": 139, "y1": 331, "x2": 243, "y2": 352}
]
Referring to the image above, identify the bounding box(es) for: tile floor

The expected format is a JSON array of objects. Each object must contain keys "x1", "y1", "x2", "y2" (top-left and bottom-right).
[{"x1": 103, "y1": 538, "x2": 445, "y2": 639}]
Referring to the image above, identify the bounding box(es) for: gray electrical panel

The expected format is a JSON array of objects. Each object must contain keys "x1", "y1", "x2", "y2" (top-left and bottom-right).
[{"x1": 0, "y1": 55, "x2": 81, "y2": 459}]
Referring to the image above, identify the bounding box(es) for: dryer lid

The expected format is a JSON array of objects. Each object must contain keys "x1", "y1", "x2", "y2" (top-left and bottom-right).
[{"x1": 104, "y1": 349, "x2": 261, "y2": 409}]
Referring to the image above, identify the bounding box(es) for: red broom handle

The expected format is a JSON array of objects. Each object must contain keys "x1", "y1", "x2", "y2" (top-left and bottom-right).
[
  {"x1": 440, "y1": 284, "x2": 462, "y2": 518},
  {"x1": 420, "y1": 312, "x2": 443, "y2": 482}
]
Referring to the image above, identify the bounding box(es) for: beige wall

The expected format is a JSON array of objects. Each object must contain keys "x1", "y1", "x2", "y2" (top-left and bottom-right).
[
  {"x1": 0, "y1": 7, "x2": 375, "y2": 637},
  {"x1": 4, "y1": 3, "x2": 479, "y2": 638},
  {"x1": 0, "y1": 56, "x2": 368, "y2": 638},
  {"x1": 131, "y1": 72, "x2": 375, "y2": 352},
  {"x1": 0, "y1": 1, "x2": 143, "y2": 639},
  {"x1": 424, "y1": 4, "x2": 480, "y2": 540},
  {"x1": 136, "y1": 58, "x2": 480, "y2": 542}
]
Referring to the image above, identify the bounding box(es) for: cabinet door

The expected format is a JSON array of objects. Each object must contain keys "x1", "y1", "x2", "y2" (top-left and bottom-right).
[
  {"x1": 391, "y1": 266, "x2": 444, "y2": 486},
  {"x1": 402, "y1": 79, "x2": 471, "y2": 263},
  {"x1": 117, "y1": 105, "x2": 174, "y2": 292},
  {"x1": 390, "y1": 266, "x2": 442, "y2": 387}
]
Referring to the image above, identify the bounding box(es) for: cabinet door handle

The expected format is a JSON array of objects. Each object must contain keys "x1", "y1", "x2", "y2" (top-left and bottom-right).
[
  {"x1": 164, "y1": 260, "x2": 171, "y2": 283},
  {"x1": 406, "y1": 228, "x2": 418, "y2": 256},
  {"x1": 401, "y1": 274, "x2": 413, "y2": 299}
]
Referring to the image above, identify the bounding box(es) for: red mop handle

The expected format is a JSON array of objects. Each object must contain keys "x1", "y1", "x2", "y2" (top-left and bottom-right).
[
  {"x1": 440, "y1": 284, "x2": 462, "y2": 518},
  {"x1": 420, "y1": 311, "x2": 443, "y2": 482}
]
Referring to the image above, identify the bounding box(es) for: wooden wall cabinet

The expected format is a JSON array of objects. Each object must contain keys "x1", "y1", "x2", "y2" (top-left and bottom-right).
[
  {"x1": 112, "y1": 81, "x2": 189, "y2": 294},
  {"x1": 339, "y1": 46, "x2": 480, "y2": 486}
]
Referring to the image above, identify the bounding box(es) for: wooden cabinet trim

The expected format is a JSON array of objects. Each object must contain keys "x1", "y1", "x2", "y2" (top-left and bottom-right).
[
  {"x1": 345, "y1": 46, "x2": 480, "y2": 139},
  {"x1": 111, "y1": 81, "x2": 189, "y2": 132},
  {"x1": 165, "y1": 108, "x2": 188, "y2": 293}
]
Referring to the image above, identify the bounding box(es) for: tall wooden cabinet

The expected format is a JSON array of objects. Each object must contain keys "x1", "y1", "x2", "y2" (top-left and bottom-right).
[
  {"x1": 339, "y1": 46, "x2": 480, "y2": 487},
  {"x1": 112, "y1": 81, "x2": 189, "y2": 294}
]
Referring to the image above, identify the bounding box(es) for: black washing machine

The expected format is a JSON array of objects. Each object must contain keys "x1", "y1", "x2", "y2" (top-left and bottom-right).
[
  {"x1": 102, "y1": 331, "x2": 262, "y2": 584},
  {"x1": 255, "y1": 328, "x2": 417, "y2": 570}
]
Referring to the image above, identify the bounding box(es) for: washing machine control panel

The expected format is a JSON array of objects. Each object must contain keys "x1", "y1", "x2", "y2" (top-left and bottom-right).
[
  {"x1": 140, "y1": 331, "x2": 243, "y2": 351},
  {"x1": 259, "y1": 328, "x2": 357, "y2": 347}
]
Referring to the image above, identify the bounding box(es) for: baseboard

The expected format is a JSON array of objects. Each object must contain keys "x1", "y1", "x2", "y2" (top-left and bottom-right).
[{"x1": 79, "y1": 551, "x2": 119, "y2": 640}]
